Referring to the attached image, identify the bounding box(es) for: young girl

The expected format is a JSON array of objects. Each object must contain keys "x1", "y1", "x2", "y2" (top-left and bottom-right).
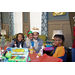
[
  {"x1": 23, "y1": 30, "x2": 38, "y2": 52},
  {"x1": 10, "y1": 33, "x2": 25, "y2": 48},
  {"x1": 52, "y1": 34, "x2": 67, "y2": 62}
]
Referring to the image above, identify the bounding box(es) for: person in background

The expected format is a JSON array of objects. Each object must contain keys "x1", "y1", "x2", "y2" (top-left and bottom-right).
[
  {"x1": 52, "y1": 34, "x2": 67, "y2": 62},
  {"x1": 72, "y1": 26, "x2": 75, "y2": 62},
  {"x1": 10, "y1": 33, "x2": 25, "y2": 48}
]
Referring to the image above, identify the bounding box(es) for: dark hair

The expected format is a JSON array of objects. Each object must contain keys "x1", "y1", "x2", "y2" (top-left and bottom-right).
[
  {"x1": 12, "y1": 33, "x2": 25, "y2": 47},
  {"x1": 16, "y1": 33, "x2": 25, "y2": 42},
  {"x1": 54, "y1": 34, "x2": 65, "y2": 42},
  {"x1": 28, "y1": 33, "x2": 33, "y2": 37}
]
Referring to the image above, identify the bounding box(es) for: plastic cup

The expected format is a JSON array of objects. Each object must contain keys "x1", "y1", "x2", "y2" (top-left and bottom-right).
[{"x1": 30, "y1": 48, "x2": 33, "y2": 54}]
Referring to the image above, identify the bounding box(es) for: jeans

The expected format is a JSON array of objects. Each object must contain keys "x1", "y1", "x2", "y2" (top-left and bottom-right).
[{"x1": 72, "y1": 48, "x2": 75, "y2": 62}]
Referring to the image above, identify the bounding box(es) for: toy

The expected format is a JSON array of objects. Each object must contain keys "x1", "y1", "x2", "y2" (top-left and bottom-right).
[
  {"x1": 44, "y1": 47, "x2": 54, "y2": 51},
  {"x1": 5, "y1": 52, "x2": 12, "y2": 59},
  {"x1": 43, "y1": 42, "x2": 54, "y2": 51},
  {"x1": 2, "y1": 47, "x2": 31, "y2": 62},
  {"x1": 37, "y1": 46, "x2": 44, "y2": 58},
  {"x1": 45, "y1": 42, "x2": 53, "y2": 47}
]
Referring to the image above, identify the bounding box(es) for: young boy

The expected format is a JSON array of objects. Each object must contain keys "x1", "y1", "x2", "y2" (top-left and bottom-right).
[
  {"x1": 52, "y1": 34, "x2": 67, "y2": 62},
  {"x1": 32, "y1": 27, "x2": 43, "y2": 53},
  {"x1": 23, "y1": 31, "x2": 38, "y2": 53}
]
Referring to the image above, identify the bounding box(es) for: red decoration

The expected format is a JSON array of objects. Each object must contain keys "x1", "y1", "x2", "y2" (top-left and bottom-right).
[
  {"x1": 4, "y1": 46, "x2": 8, "y2": 50},
  {"x1": 72, "y1": 26, "x2": 75, "y2": 48},
  {"x1": 27, "y1": 30, "x2": 30, "y2": 37}
]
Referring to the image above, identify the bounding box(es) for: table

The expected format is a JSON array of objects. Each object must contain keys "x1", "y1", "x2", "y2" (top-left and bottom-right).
[
  {"x1": 29, "y1": 53, "x2": 63, "y2": 62},
  {"x1": 0, "y1": 53, "x2": 63, "y2": 62}
]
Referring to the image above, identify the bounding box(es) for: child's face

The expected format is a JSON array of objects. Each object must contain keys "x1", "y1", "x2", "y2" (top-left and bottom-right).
[
  {"x1": 29, "y1": 34, "x2": 33, "y2": 40},
  {"x1": 33, "y1": 32, "x2": 39, "y2": 40},
  {"x1": 54, "y1": 37, "x2": 62, "y2": 46},
  {"x1": 18, "y1": 34, "x2": 23, "y2": 42}
]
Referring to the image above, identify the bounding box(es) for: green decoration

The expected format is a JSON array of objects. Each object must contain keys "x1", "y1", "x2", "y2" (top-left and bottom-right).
[
  {"x1": 28, "y1": 57, "x2": 31, "y2": 61},
  {"x1": 1, "y1": 56, "x2": 6, "y2": 59},
  {"x1": 5, "y1": 52, "x2": 12, "y2": 59},
  {"x1": 28, "y1": 31, "x2": 33, "y2": 34}
]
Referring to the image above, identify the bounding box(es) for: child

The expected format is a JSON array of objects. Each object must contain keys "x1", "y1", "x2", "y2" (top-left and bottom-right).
[
  {"x1": 32, "y1": 27, "x2": 43, "y2": 53},
  {"x1": 10, "y1": 33, "x2": 25, "y2": 48},
  {"x1": 23, "y1": 30, "x2": 38, "y2": 53},
  {"x1": 52, "y1": 34, "x2": 67, "y2": 62}
]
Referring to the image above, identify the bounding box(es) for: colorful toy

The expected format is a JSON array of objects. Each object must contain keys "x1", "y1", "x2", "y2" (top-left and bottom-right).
[
  {"x1": 2, "y1": 48, "x2": 31, "y2": 62},
  {"x1": 5, "y1": 52, "x2": 12, "y2": 59},
  {"x1": 43, "y1": 42, "x2": 54, "y2": 51},
  {"x1": 45, "y1": 42, "x2": 53, "y2": 47},
  {"x1": 44, "y1": 47, "x2": 54, "y2": 51}
]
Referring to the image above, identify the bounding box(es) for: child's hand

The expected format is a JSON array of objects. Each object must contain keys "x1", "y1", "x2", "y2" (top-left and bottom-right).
[{"x1": 28, "y1": 48, "x2": 30, "y2": 51}]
